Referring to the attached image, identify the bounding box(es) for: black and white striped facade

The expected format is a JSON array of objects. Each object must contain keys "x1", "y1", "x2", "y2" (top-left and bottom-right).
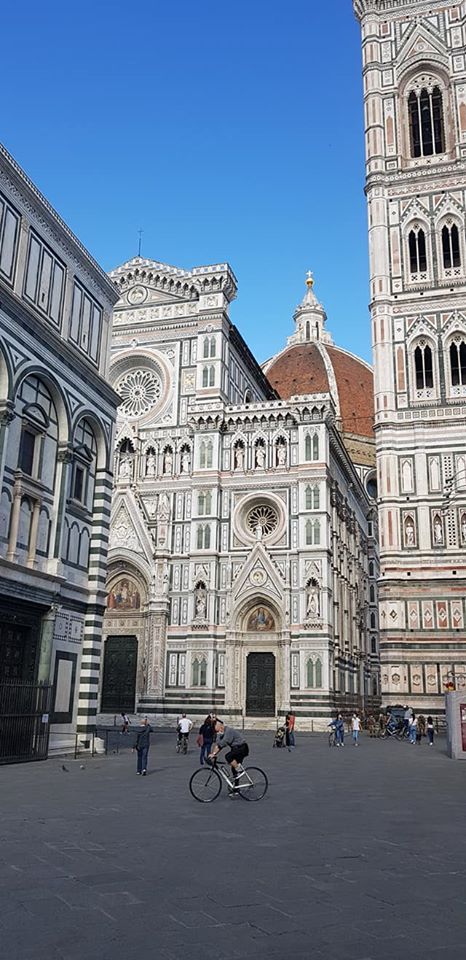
[
  {"x1": 102, "y1": 259, "x2": 380, "y2": 729},
  {"x1": 0, "y1": 143, "x2": 119, "y2": 752}
]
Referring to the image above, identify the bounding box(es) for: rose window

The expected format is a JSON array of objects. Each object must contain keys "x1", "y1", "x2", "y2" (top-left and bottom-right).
[
  {"x1": 246, "y1": 504, "x2": 279, "y2": 538},
  {"x1": 117, "y1": 370, "x2": 162, "y2": 418}
]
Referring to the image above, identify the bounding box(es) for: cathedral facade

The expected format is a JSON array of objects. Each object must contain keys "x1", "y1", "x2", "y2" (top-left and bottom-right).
[
  {"x1": 354, "y1": 0, "x2": 466, "y2": 712},
  {"x1": 101, "y1": 260, "x2": 380, "y2": 728}
]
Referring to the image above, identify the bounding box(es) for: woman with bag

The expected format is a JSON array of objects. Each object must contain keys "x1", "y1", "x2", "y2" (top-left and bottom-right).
[{"x1": 198, "y1": 714, "x2": 214, "y2": 765}]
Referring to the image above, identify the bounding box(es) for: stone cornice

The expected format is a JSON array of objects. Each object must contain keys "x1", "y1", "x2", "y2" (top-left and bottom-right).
[
  {"x1": 0, "y1": 142, "x2": 119, "y2": 305},
  {"x1": 354, "y1": 0, "x2": 448, "y2": 20}
]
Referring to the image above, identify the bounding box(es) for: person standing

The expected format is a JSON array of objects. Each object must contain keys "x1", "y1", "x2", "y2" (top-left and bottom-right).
[
  {"x1": 334, "y1": 713, "x2": 345, "y2": 747},
  {"x1": 403, "y1": 705, "x2": 412, "y2": 738},
  {"x1": 285, "y1": 710, "x2": 296, "y2": 751},
  {"x1": 427, "y1": 716, "x2": 435, "y2": 746},
  {"x1": 351, "y1": 713, "x2": 361, "y2": 746},
  {"x1": 134, "y1": 717, "x2": 152, "y2": 775},
  {"x1": 417, "y1": 714, "x2": 426, "y2": 745},
  {"x1": 198, "y1": 714, "x2": 214, "y2": 765},
  {"x1": 409, "y1": 713, "x2": 417, "y2": 744},
  {"x1": 120, "y1": 712, "x2": 130, "y2": 734}
]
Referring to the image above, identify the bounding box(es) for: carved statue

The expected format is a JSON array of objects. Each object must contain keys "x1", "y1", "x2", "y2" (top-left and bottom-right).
[
  {"x1": 194, "y1": 582, "x2": 207, "y2": 620},
  {"x1": 119, "y1": 456, "x2": 132, "y2": 480},
  {"x1": 255, "y1": 445, "x2": 265, "y2": 468},
  {"x1": 276, "y1": 444, "x2": 286, "y2": 466},
  {"x1": 306, "y1": 582, "x2": 320, "y2": 619},
  {"x1": 181, "y1": 450, "x2": 191, "y2": 474},
  {"x1": 404, "y1": 518, "x2": 415, "y2": 546},
  {"x1": 433, "y1": 515, "x2": 443, "y2": 544},
  {"x1": 255, "y1": 522, "x2": 263, "y2": 542},
  {"x1": 163, "y1": 450, "x2": 173, "y2": 475},
  {"x1": 461, "y1": 513, "x2": 466, "y2": 544},
  {"x1": 146, "y1": 452, "x2": 156, "y2": 477},
  {"x1": 234, "y1": 445, "x2": 244, "y2": 470}
]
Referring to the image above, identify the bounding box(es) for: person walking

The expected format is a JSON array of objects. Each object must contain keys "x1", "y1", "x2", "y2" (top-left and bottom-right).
[
  {"x1": 417, "y1": 714, "x2": 426, "y2": 745},
  {"x1": 351, "y1": 713, "x2": 361, "y2": 746},
  {"x1": 334, "y1": 713, "x2": 345, "y2": 747},
  {"x1": 134, "y1": 717, "x2": 152, "y2": 775},
  {"x1": 427, "y1": 715, "x2": 435, "y2": 746},
  {"x1": 120, "y1": 712, "x2": 130, "y2": 734},
  {"x1": 198, "y1": 714, "x2": 214, "y2": 765},
  {"x1": 409, "y1": 713, "x2": 417, "y2": 744},
  {"x1": 285, "y1": 709, "x2": 296, "y2": 751},
  {"x1": 403, "y1": 705, "x2": 412, "y2": 738}
]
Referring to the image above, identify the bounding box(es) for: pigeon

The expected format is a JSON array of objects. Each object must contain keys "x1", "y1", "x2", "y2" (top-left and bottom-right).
[
  {"x1": 61, "y1": 764, "x2": 69, "y2": 772},
  {"x1": 79, "y1": 765, "x2": 85, "y2": 770}
]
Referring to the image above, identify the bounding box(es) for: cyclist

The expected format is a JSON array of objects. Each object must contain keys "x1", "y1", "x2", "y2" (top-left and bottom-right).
[
  {"x1": 177, "y1": 713, "x2": 193, "y2": 752},
  {"x1": 208, "y1": 719, "x2": 249, "y2": 797}
]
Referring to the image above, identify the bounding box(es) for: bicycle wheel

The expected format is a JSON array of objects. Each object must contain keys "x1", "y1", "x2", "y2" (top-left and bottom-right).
[
  {"x1": 189, "y1": 766, "x2": 222, "y2": 803},
  {"x1": 328, "y1": 732, "x2": 335, "y2": 747},
  {"x1": 238, "y1": 767, "x2": 268, "y2": 801}
]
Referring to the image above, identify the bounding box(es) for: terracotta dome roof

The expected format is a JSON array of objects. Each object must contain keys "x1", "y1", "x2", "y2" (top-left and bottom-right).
[{"x1": 265, "y1": 341, "x2": 374, "y2": 440}]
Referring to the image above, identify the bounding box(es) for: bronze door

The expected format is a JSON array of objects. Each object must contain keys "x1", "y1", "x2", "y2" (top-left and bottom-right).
[
  {"x1": 101, "y1": 636, "x2": 138, "y2": 714},
  {"x1": 246, "y1": 652, "x2": 275, "y2": 716}
]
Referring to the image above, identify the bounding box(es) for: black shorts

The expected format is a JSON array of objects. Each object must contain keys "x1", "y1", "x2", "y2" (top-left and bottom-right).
[{"x1": 225, "y1": 743, "x2": 249, "y2": 764}]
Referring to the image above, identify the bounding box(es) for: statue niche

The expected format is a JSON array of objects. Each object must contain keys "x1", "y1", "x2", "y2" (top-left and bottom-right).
[
  {"x1": 194, "y1": 580, "x2": 207, "y2": 623},
  {"x1": 305, "y1": 577, "x2": 321, "y2": 623}
]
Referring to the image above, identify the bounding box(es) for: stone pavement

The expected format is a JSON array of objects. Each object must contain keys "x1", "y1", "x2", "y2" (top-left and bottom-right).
[{"x1": 1, "y1": 729, "x2": 465, "y2": 960}]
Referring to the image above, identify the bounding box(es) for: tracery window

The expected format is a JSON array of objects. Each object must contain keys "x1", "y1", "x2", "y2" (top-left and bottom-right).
[
  {"x1": 408, "y1": 84, "x2": 445, "y2": 158},
  {"x1": 192, "y1": 658, "x2": 207, "y2": 687},
  {"x1": 198, "y1": 491, "x2": 212, "y2": 515},
  {"x1": 414, "y1": 341, "x2": 434, "y2": 390},
  {"x1": 203, "y1": 336, "x2": 216, "y2": 359},
  {"x1": 305, "y1": 433, "x2": 319, "y2": 461},
  {"x1": 442, "y1": 222, "x2": 461, "y2": 271},
  {"x1": 408, "y1": 226, "x2": 427, "y2": 276},
  {"x1": 305, "y1": 518, "x2": 321, "y2": 545},
  {"x1": 196, "y1": 524, "x2": 211, "y2": 550},
  {"x1": 199, "y1": 440, "x2": 213, "y2": 469},
  {"x1": 306, "y1": 657, "x2": 322, "y2": 688},
  {"x1": 305, "y1": 485, "x2": 320, "y2": 510},
  {"x1": 450, "y1": 337, "x2": 466, "y2": 387}
]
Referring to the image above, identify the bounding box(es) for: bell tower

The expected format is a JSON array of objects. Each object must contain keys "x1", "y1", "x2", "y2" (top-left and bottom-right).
[{"x1": 354, "y1": 0, "x2": 466, "y2": 713}]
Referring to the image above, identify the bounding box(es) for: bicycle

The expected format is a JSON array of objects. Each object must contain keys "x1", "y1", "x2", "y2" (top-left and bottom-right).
[
  {"x1": 189, "y1": 757, "x2": 268, "y2": 803},
  {"x1": 176, "y1": 732, "x2": 189, "y2": 754},
  {"x1": 328, "y1": 728, "x2": 337, "y2": 747}
]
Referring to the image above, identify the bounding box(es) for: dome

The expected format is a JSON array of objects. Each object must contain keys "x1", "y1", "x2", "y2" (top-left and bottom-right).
[
  {"x1": 265, "y1": 341, "x2": 374, "y2": 441},
  {"x1": 262, "y1": 276, "x2": 375, "y2": 470}
]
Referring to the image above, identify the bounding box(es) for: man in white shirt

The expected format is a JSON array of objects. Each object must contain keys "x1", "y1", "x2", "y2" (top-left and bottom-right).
[
  {"x1": 351, "y1": 713, "x2": 361, "y2": 746},
  {"x1": 177, "y1": 713, "x2": 193, "y2": 752}
]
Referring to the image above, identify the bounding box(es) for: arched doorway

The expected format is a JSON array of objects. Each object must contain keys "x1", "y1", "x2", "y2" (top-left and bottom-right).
[
  {"x1": 246, "y1": 652, "x2": 275, "y2": 716},
  {"x1": 101, "y1": 636, "x2": 138, "y2": 713}
]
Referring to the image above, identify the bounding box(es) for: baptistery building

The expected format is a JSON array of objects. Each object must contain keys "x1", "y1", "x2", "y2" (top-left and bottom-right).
[{"x1": 100, "y1": 259, "x2": 379, "y2": 727}]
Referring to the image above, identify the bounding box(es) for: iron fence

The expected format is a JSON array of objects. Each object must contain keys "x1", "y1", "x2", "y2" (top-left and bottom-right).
[{"x1": 0, "y1": 681, "x2": 52, "y2": 764}]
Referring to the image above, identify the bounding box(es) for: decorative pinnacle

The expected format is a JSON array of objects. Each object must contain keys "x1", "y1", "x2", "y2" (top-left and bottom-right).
[{"x1": 306, "y1": 270, "x2": 314, "y2": 289}]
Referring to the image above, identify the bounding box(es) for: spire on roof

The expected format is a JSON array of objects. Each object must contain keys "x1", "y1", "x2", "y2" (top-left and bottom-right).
[{"x1": 287, "y1": 273, "x2": 333, "y2": 347}]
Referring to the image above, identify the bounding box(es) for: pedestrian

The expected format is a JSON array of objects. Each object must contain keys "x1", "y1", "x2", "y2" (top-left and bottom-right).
[
  {"x1": 134, "y1": 717, "x2": 152, "y2": 775},
  {"x1": 198, "y1": 714, "x2": 214, "y2": 765},
  {"x1": 427, "y1": 715, "x2": 435, "y2": 746},
  {"x1": 120, "y1": 712, "x2": 130, "y2": 734},
  {"x1": 403, "y1": 705, "x2": 412, "y2": 738},
  {"x1": 285, "y1": 709, "x2": 296, "y2": 751},
  {"x1": 367, "y1": 714, "x2": 376, "y2": 738},
  {"x1": 409, "y1": 713, "x2": 417, "y2": 744},
  {"x1": 417, "y1": 714, "x2": 426, "y2": 744},
  {"x1": 351, "y1": 713, "x2": 361, "y2": 746},
  {"x1": 335, "y1": 712, "x2": 345, "y2": 747}
]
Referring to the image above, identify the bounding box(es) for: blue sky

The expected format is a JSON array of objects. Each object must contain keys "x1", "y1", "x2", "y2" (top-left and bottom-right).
[{"x1": 2, "y1": 0, "x2": 370, "y2": 363}]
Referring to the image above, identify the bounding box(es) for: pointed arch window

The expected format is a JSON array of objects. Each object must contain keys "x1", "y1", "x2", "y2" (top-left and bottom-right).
[
  {"x1": 305, "y1": 518, "x2": 321, "y2": 545},
  {"x1": 192, "y1": 658, "x2": 207, "y2": 687},
  {"x1": 305, "y1": 519, "x2": 313, "y2": 545},
  {"x1": 305, "y1": 433, "x2": 319, "y2": 462},
  {"x1": 203, "y1": 337, "x2": 210, "y2": 359},
  {"x1": 202, "y1": 366, "x2": 209, "y2": 387},
  {"x1": 306, "y1": 659, "x2": 314, "y2": 688},
  {"x1": 192, "y1": 659, "x2": 200, "y2": 685},
  {"x1": 305, "y1": 485, "x2": 320, "y2": 510},
  {"x1": 442, "y1": 223, "x2": 461, "y2": 270},
  {"x1": 408, "y1": 227, "x2": 427, "y2": 275},
  {"x1": 414, "y1": 342, "x2": 433, "y2": 390},
  {"x1": 199, "y1": 440, "x2": 213, "y2": 469},
  {"x1": 197, "y1": 525, "x2": 211, "y2": 550},
  {"x1": 450, "y1": 338, "x2": 466, "y2": 386},
  {"x1": 315, "y1": 658, "x2": 322, "y2": 687},
  {"x1": 408, "y1": 84, "x2": 445, "y2": 158}
]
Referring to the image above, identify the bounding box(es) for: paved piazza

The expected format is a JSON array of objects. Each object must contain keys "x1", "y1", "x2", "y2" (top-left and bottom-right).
[{"x1": 1, "y1": 731, "x2": 465, "y2": 960}]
